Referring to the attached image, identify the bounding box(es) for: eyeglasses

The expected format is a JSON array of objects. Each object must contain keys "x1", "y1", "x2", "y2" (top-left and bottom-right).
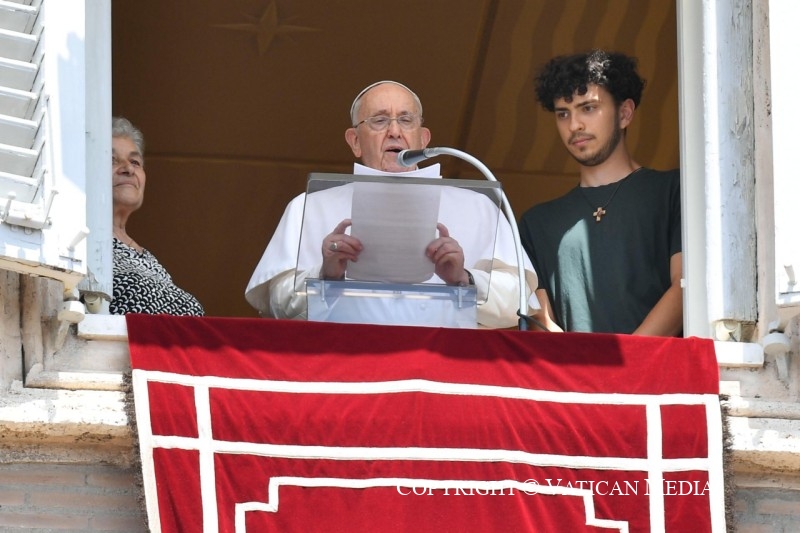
[{"x1": 354, "y1": 114, "x2": 423, "y2": 131}]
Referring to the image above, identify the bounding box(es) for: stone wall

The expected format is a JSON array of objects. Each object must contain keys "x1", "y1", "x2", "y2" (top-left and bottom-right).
[
  {"x1": 734, "y1": 486, "x2": 800, "y2": 532},
  {"x1": 0, "y1": 463, "x2": 145, "y2": 532}
]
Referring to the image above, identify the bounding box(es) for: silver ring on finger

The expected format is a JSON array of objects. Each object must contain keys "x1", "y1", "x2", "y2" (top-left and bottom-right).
[{"x1": 329, "y1": 241, "x2": 338, "y2": 251}]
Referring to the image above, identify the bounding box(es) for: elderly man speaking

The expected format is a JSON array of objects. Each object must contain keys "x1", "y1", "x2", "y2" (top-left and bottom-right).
[{"x1": 245, "y1": 80, "x2": 537, "y2": 328}]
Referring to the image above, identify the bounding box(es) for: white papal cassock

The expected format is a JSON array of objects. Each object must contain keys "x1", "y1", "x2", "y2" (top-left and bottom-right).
[{"x1": 245, "y1": 163, "x2": 538, "y2": 329}]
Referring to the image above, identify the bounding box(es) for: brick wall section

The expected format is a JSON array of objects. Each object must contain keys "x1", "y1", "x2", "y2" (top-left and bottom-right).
[
  {"x1": 0, "y1": 463, "x2": 146, "y2": 532},
  {"x1": 735, "y1": 487, "x2": 800, "y2": 533}
]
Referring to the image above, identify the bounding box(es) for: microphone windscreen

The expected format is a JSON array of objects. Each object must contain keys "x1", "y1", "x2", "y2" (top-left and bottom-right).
[{"x1": 397, "y1": 149, "x2": 427, "y2": 167}]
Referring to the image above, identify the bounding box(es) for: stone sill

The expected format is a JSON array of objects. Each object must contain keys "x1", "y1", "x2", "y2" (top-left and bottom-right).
[
  {"x1": 25, "y1": 363, "x2": 126, "y2": 391},
  {"x1": 0, "y1": 380, "x2": 131, "y2": 445},
  {"x1": 725, "y1": 396, "x2": 800, "y2": 420},
  {"x1": 77, "y1": 313, "x2": 128, "y2": 341},
  {"x1": 713, "y1": 341, "x2": 764, "y2": 367},
  {"x1": 728, "y1": 416, "x2": 800, "y2": 476}
]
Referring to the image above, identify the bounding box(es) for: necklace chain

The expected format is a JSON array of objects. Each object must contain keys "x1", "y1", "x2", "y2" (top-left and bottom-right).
[
  {"x1": 114, "y1": 231, "x2": 135, "y2": 248},
  {"x1": 579, "y1": 167, "x2": 643, "y2": 222}
]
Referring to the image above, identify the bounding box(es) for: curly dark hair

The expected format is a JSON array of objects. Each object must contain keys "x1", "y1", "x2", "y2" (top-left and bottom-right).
[{"x1": 534, "y1": 50, "x2": 646, "y2": 112}]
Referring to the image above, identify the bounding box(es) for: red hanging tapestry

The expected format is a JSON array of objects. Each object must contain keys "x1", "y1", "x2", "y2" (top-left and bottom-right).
[{"x1": 126, "y1": 315, "x2": 724, "y2": 533}]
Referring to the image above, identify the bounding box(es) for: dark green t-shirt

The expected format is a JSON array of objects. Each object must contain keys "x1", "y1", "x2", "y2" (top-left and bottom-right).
[{"x1": 518, "y1": 168, "x2": 681, "y2": 334}]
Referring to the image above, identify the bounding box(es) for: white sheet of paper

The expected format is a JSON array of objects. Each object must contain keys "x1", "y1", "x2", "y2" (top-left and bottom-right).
[{"x1": 347, "y1": 181, "x2": 441, "y2": 283}]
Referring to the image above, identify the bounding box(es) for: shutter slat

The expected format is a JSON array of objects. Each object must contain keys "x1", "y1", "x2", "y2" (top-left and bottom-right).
[
  {"x1": 4, "y1": 2, "x2": 37, "y2": 7},
  {"x1": 0, "y1": 140, "x2": 36, "y2": 176},
  {"x1": 0, "y1": 113, "x2": 36, "y2": 147},
  {"x1": 0, "y1": 56, "x2": 37, "y2": 91},
  {"x1": 0, "y1": 1, "x2": 38, "y2": 33},
  {"x1": 0, "y1": 85, "x2": 36, "y2": 119},
  {"x1": 0, "y1": 168, "x2": 37, "y2": 200},
  {"x1": 0, "y1": 28, "x2": 38, "y2": 61}
]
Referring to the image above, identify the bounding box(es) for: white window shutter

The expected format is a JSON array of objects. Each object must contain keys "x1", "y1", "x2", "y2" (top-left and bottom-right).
[
  {"x1": 770, "y1": 0, "x2": 800, "y2": 307},
  {"x1": 0, "y1": 0, "x2": 110, "y2": 296}
]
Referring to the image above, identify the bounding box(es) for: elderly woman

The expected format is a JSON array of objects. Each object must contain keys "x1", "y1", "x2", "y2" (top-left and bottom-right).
[{"x1": 110, "y1": 117, "x2": 204, "y2": 315}]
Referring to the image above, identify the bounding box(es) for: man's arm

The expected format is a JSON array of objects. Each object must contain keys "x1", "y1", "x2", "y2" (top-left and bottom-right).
[
  {"x1": 632, "y1": 252, "x2": 683, "y2": 336},
  {"x1": 530, "y1": 288, "x2": 564, "y2": 332}
]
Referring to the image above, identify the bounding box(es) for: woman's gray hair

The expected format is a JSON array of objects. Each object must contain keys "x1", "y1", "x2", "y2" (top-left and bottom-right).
[
  {"x1": 349, "y1": 80, "x2": 423, "y2": 125},
  {"x1": 112, "y1": 116, "x2": 145, "y2": 156}
]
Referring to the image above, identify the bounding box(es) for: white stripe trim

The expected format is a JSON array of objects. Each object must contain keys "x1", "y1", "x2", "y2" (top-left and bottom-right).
[
  {"x1": 195, "y1": 385, "x2": 219, "y2": 533},
  {"x1": 132, "y1": 369, "x2": 161, "y2": 533},
  {"x1": 138, "y1": 370, "x2": 717, "y2": 407},
  {"x1": 646, "y1": 403, "x2": 665, "y2": 533},
  {"x1": 235, "y1": 477, "x2": 629, "y2": 533},
  {"x1": 148, "y1": 436, "x2": 712, "y2": 473}
]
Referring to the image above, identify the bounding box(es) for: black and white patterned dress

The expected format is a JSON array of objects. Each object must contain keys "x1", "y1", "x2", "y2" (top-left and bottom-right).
[{"x1": 110, "y1": 238, "x2": 204, "y2": 316}]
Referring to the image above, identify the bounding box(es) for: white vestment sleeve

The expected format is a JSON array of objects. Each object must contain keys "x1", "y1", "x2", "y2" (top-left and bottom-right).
[
  {"x1": 255, "y1": 265, "x2": 321, "y2": 319},
  {"x1": 470, "y1": 259, "x2": 537, "y2": 329}
]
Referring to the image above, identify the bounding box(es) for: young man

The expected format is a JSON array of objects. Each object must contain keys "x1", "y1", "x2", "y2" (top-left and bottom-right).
[
  {"x1": 519, "y1": 50, "x2": 682, "y2": 336},
  {"x1": 246, "y1": 80, "x2": 538, "y2": 328}
]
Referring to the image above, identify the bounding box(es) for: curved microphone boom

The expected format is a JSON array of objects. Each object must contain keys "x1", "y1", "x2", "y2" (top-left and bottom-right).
[
  {"x1": 396, "y1": 148, "x2": 442, "y2": 168},
  {"x1": 397, "y1": 147, "x2": 539, "y2": 331}
]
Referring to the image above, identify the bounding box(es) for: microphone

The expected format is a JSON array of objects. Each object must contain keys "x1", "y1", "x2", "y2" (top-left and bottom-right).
[
  {"x1": 397, "y1": 148, "x2": 440, "y2": 168},
  {"x1": 396, "y1": 147, "x2": 542, "y2": 331}
]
